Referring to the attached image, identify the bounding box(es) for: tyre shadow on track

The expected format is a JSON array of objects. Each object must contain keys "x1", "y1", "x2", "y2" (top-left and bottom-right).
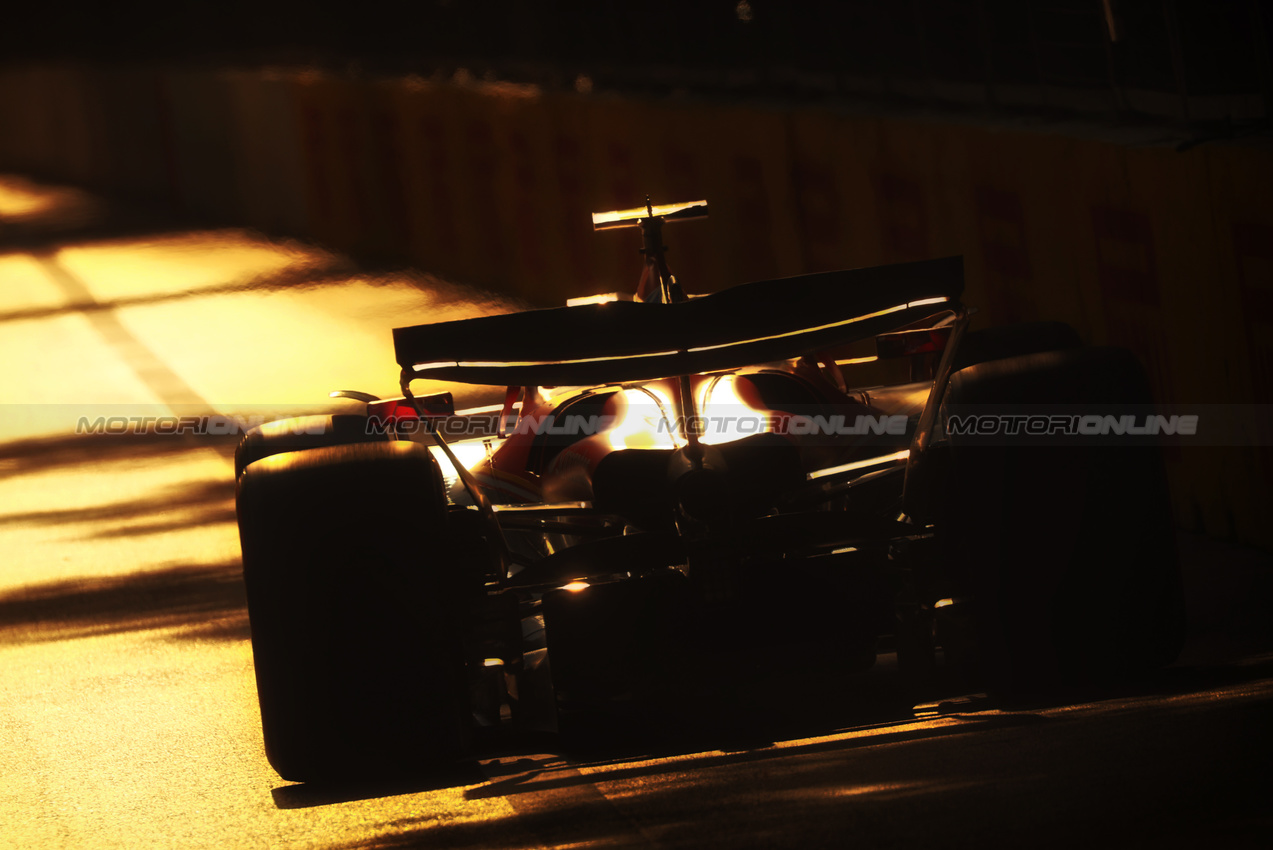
[
  {"x1": 473, "y1": 712, "x2": 1046, "y2": 800},
  {"x1": 265, "y1": 710, "x2": 1030, "y2": 813},
  {"x1": 0, "y1": 559, "x2": 249, "y2": 645},
  {"x1": 325, "y1": 692, "x2": 1273, "y2": 850},
  {"x1": 266, "y1": 651, "x2": 1273, "y2": 816},
  {"x1": 270, "y1": 764, "x2": 492, "y2": 810},
  {"x1": 314, "y1": 672, "x2": 1273, "y2": 850},
  {"x1": 268, "y1": 692, "x2": 1046, "y2": 810}
]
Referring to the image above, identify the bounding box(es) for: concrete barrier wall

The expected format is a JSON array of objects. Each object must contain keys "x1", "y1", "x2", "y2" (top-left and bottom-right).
[{"x1": 1, "y1": 64, "x2": 1269, "y2": 545}]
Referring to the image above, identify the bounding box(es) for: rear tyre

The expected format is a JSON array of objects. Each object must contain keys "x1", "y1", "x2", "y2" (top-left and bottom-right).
[
  {"x1": 235, "y1": 414, "x2": 388, "y2": 478},
  {"x1": 237, "y1": 442, "x2": 474, "y2": 782},
  {"x1": 938, "y1": 347, "x2": 1186, "y2": 700}
]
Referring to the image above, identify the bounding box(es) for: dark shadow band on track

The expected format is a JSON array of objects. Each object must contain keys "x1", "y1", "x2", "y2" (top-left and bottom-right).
[
  {"x1": 0, "y1": 560, "x2": 248, "y2": 645},
  {"x1": 0, "y1": 431, "x2": 241, "y2": 478}
]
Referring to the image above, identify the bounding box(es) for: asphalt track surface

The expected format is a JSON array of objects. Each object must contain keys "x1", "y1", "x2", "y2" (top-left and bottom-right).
[{"x1": 1, "y1": 177, "x2": 1271, "y2": 848}]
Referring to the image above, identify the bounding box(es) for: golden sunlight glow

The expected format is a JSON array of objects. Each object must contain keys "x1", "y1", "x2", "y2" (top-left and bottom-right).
[
  {"x1": 562, "y1": 581, "x2": 590, "y2": 592},
  {"x1": 53, "y1": 232, "x2": 304, "y2": 303},
  {"x1": 607, "y1": 387, "x2": 681, "y2": 450},
  {"x1": 536, "y1": 386, "x2": 585, "y2": 403},
  {"x1": 0, "y1": 180, "x2": 58, "y2": 218},
  {"x1": 429, "y1": 440, "x2": 490, "y2": 472},
  {"x1": 697, "y1": 374, "x2": 767, "y2": 446},
  {"x1": 566, "y1": 292, "x2": 627, "y2": 307}
]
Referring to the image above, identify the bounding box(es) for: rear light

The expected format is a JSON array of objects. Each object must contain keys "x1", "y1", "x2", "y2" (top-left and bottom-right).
[
  {"x1": 875, "y1": 326, "x2": 952, "y2": 358},
  {"x1": 366, "y1": 392, "x2": 454, "y2": 426}
]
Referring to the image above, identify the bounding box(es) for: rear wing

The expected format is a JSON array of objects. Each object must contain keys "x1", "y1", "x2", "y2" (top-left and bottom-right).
[
  {"x1": 394, "y1": 256, "x2": 964, "y2": 387},
  {"x1": 591, "y1": 200, "x2": 709, "y2": 230}
]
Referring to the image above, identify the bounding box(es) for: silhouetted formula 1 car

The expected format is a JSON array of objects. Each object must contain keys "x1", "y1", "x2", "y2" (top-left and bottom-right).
[{"x1": 235, "y1": 200, "x2": 1186, "y2": 782}]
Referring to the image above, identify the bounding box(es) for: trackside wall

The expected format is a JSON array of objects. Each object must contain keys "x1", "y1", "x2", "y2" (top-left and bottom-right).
[{"x1": 1, "y1": 64, "x2": 1269, "y2": 546}]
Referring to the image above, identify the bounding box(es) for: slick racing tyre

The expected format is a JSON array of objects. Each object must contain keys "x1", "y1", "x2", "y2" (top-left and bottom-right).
[
  {"x1": 938, "y1": 347, "x2": 1186, "y2": 700},
  {"x1": 234, "y1": 414, "x2": 388, "y2": 478},
  {"x1": 237, "y1": 442, "x2": 473, "y2": 782}
]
